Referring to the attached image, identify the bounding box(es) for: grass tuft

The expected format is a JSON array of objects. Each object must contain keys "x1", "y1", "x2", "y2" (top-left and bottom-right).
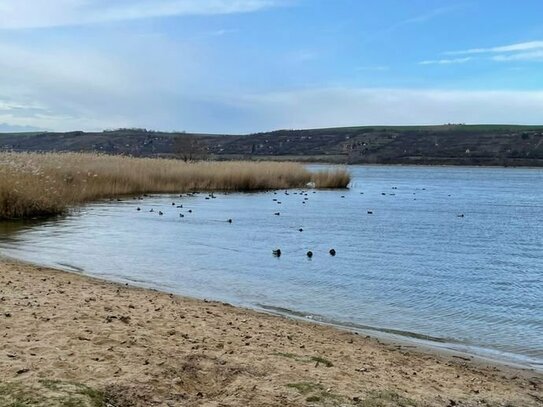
[
  {"x1": 286, "y1": 382, "x2": 345, "y2": 405},
  {"x1": 310, "y1": 356, "x2": 334, "y2": 367},
  {"x1": 286, "y1": 382, "x2": 324, "y2": 395},
  {"x1": 273, "y1": 352, "x2": 333, "y2": 367}
]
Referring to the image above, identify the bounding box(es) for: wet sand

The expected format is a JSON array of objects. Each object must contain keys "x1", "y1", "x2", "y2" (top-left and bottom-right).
[{"x1": 0, "y1": 260, "x2": 541, "y2": 406}]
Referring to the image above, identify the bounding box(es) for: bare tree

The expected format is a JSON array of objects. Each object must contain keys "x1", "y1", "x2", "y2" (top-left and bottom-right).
[{"x1": 173, "y1": 135, "x2": 208, "y2": 161}]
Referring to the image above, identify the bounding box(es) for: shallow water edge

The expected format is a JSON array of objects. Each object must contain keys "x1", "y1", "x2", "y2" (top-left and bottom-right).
[{"x1": 1, "y1": 254, "x2": 540, "y2": 374}]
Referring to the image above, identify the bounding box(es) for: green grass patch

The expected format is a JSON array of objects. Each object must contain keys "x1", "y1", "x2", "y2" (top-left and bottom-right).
[
  {"x1": 272, "y1": 352, "x2": 301, "y2": 360},
  {"x1": 0, "y1": 380, "x2": 105, "y2": 407},
  {"x1": 272, "y1": 352, "x2": 333, "y2": 367},
  {"x1": 286, "y1": 382, "x2": 324, "y2": 395},
  {"x1": 306, "y1": 395, "x2": 322, "y2": 402},
  {"x1": 310, "y1": 356, "x2": 334, "y2": 367},
  {"x1": 286, "y1": 382, "x2": 345, "y2": 405}
]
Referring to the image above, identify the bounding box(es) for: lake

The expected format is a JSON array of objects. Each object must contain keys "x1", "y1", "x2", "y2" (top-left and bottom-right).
[{"x1": 1, "y1": 165, "x2": 542, "y2": 369}]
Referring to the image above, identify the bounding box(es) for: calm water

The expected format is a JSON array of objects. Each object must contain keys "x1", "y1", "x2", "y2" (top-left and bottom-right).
[{"x1": 1, "y1": 166, "x2": 542, "y2": 369}]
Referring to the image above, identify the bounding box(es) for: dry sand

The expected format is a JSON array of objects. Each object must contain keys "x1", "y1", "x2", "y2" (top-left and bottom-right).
[{"x1": 0, "y1": 260, "x2": 541, "y2": 406}]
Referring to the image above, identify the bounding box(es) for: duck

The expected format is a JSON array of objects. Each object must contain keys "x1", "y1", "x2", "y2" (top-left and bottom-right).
[
  {"x1": 306, "y1": 251, "x2": 313, "y2": 258},
  {"x1": 329, "y1": 249, "x2": 336, "y2": 256}
]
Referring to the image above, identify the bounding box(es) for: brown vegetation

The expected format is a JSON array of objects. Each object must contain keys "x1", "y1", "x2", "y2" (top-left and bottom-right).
[
  {"x1": 0, "y1": 152, "x2": 350, "y2": 219},
  {"x1": 311, "y1": 169, "x2": 352, "y2": 189}
]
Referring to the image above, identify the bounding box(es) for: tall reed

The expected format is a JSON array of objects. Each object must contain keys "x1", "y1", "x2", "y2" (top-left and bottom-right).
[{"x1": 0, "y1": 152, "x2": 350, "y2": 219}]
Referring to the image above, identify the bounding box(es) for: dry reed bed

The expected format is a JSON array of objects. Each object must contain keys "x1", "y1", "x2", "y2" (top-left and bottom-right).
[{"x1": 0, "y1": 152, "x2": 350, "y2": 219}]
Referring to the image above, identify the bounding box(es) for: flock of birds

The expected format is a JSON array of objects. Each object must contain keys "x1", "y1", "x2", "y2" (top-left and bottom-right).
[
  {"x1": 129, "y1": 186, "x2": 465, "y2": 259},
  {"x1": 270, "y1": 190, "x2": 338, "y2": 258},
  {"x1": 130, "y1": 189, "x2": 342, "y2": 259}
]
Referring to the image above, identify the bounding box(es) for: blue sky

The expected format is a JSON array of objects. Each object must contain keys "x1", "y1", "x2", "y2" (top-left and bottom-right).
[{"x1": 1, "y1": 0, "x2": 543, "y2": 133}]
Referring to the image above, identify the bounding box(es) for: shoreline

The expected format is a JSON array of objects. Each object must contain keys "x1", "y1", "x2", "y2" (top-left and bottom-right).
[
  {"x1": 1, "y1": 259, "x2": 541, "y2": 406},
  {"x1": 4, "y1": 252, "x2": 541, "y2": 374},
  {"x1": 256, "y1": 305, "x2": 543, "y2": 374},
  {"x1": 5, "y1": 253, "x2": 541, "y2": 374}
]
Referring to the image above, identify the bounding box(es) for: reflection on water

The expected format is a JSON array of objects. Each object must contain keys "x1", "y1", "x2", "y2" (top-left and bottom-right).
[{"x1": 1, "y1": 165, "x2": 542, "y2": 369}]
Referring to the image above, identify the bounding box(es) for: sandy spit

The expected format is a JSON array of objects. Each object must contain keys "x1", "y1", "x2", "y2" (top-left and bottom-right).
[{"x1": 0, "y1": 260, "x2": 541, "y2": 407}]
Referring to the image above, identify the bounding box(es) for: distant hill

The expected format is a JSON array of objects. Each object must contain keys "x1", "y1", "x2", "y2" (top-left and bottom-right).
[{"x1": 1, "y1": 125, "x2": 543, "y2": 167}]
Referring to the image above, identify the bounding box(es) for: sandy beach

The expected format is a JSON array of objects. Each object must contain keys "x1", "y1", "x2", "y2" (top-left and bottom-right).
[{"x1": 0, "y1": 260, "x2": 541, "y2": 407}]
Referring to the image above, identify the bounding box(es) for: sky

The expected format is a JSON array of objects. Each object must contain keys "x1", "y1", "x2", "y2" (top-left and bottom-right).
[{"x1": 1, "y1": 0, "x2": 543, "y2": 133}]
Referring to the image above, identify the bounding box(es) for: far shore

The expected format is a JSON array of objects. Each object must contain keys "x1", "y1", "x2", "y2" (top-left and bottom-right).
[{"x1": 1, "y1": 259, "x2": 541, "y2": 406}]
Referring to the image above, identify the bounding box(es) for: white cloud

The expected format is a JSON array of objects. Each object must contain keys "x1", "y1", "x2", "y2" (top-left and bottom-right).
[
  {"x1": 446, "y1": 40, "x2": 543, "y2": 55},
  {"x1": 0, "y1": 34, "x2": 209, "y2": 131},
  {"x1": 492, "y1": 50, "x2": 543, "y2": 62},
  {"x1": 424, "y1": 40, "x2": 543, "y2": 64},
  {"x1": 419, "y1": 57, "x2": 471, "y2": 65},
  {"x1": 0, "y1": 0, "x2": 285, "y2": 29},
  {"x1": 207, "y1": 28, "x2": 239, "y2": 36}
]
